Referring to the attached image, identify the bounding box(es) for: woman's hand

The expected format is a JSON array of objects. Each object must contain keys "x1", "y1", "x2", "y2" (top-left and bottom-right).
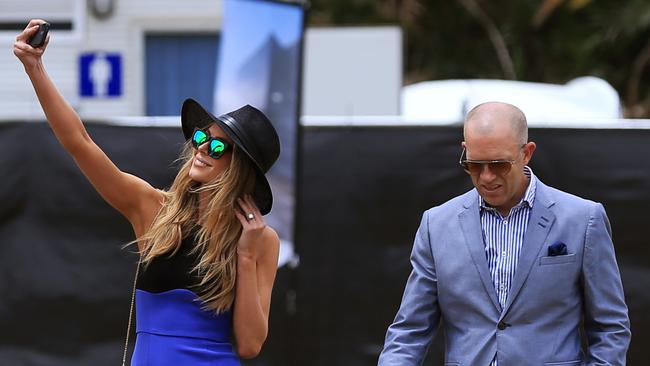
[
  {"x1": 13, "y1": 19, "x2": 50, "y2": 70},
  {"x1": 234, "y1": 195, "x2": 267, "y2": 260}
]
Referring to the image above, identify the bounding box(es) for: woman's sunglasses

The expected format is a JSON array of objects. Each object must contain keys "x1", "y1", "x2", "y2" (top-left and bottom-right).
[
  {"x1": 459, "y1": 146, "x2": 524, "y2": 176},
  {"x1": 191, "y1": 127, "x2": 231, "y2": 159}
]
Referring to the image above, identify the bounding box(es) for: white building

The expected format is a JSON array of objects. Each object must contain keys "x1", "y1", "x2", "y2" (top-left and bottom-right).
[{"x1": 0, "y1": 0, "x2": 223, "y2": 120}]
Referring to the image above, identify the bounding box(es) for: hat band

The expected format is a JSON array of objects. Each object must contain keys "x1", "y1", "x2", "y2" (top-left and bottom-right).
[{"x1": 218, "y1": 114, "x2": 265, "y2": 170}]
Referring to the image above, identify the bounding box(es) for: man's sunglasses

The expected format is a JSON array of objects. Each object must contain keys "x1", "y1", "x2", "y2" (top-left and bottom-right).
[
  {"x1": 191, "y1": 127, "x2": 232, "y2": 159},
  {"x1": 459, "y1": 145, "x2": 524, "y2": 176}
]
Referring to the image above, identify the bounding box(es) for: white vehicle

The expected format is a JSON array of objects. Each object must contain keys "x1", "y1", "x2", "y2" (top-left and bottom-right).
[{"x1": 401, "y1": 76, "x2": 622, "y2": 124}]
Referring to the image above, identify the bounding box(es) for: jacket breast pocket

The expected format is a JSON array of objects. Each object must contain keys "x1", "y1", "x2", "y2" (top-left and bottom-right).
[{"x1": 539, "y1": 253, "x2": 576, "y2": 266}]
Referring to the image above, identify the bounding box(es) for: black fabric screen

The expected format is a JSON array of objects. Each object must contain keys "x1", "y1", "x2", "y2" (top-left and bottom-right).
[
  {"x1": 0, "y1": 123, "x2": 180, "y2": 365},
  {"x1": 294, "y1": 124, "x2": 650, "y2": 365},
  {"x1": 1, "y1": 122, "x2": 648, "y2": 365},
  {"x1": 0, "y1": 122, "x2": 293, "y2": 366}
]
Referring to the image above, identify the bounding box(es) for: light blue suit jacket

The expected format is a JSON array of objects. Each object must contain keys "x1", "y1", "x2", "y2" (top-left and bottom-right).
[{"x1": 378, "y1": 180, "x2": 630, "y2": 366}]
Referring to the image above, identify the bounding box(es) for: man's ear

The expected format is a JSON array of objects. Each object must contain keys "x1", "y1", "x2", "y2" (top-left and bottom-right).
[{"x1": 523, "y1": 142, "x2": 536, "y2": 164}]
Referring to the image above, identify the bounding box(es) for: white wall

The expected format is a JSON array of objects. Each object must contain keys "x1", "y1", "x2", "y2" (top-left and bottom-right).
[
  {"x1": 0, "y1": 0, "x2": 223, "y2": 120},
  {"x1": 301, "y1": 26, "x2": 402, "y2": 116}
]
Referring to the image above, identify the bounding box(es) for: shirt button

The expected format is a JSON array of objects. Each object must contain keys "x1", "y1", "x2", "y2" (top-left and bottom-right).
[
  {"x1": 497, "y1": 321, "x2": 508, "y2": 330},
  {"x1": 503, "y1": 220, "x2": 508, "y2": 225},
  {"x1": 502, "y1": 251, "x2": 507, "y2": 256}
]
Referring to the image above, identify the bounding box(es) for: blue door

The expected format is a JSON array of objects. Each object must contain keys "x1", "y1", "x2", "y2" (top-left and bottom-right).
[{"x1": 145, "y1": 34, "x2": 220, "y2": 116}]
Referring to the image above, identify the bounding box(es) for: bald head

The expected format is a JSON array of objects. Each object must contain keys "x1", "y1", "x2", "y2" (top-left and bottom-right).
[{"x1": 464, "y1": 102, "x2": 528, "y2": 145}]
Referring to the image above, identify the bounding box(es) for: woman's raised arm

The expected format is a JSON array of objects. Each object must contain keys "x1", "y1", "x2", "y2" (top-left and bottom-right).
[{"x1": 13, "y1": 19, "x2": 163, "y2": 235}]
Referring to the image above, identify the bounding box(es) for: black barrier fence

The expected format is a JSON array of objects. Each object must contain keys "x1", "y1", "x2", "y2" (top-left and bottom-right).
[
  {"x1": 0, "y1": 122, "x2": 294, "y2": 366},
  {"x1": 294, "y1": 124, "x2": 650, "y2": 365},
  {"x1": 0, "y1": 121, "x2": 648, "y2": 365},
  {"x1": 0, "y1": 123, "x2": 178, "y2": 365}
]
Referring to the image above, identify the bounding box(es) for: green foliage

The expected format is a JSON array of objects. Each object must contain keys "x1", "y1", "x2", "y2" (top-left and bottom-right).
[{"x1": 308, "y1": 0, "x2": 650, "y2": 117}]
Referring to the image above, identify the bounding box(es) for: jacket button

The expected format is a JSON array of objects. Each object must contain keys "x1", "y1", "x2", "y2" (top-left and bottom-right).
[{"x1": 497, "y1": 321, "x2": 508, "y2": 330}]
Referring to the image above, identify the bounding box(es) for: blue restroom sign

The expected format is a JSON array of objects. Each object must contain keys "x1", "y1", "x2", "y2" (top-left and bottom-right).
[{"x1": 79, "y1": 52, "x2": 122, "y2": 97}]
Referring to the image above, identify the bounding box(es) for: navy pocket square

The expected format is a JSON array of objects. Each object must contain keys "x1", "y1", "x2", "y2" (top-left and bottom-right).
[{"x1": 548, "y1": 242, "x2": 568, "y2": 256}]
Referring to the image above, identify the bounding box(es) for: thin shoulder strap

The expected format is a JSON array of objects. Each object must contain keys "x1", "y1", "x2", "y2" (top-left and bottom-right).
[{"x1": 122, "y1": 258, "x2": 141, "y2": 366}]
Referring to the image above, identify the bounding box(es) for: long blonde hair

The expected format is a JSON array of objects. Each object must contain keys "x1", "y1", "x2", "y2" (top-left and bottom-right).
[{"x1": 138, "y1": 142, "x2": 256, "y2": 313}]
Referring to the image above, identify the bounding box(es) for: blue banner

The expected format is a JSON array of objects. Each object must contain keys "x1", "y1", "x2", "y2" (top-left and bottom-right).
[{"x1": 214, "y1": 0, "x2": 305, "y2": 259}]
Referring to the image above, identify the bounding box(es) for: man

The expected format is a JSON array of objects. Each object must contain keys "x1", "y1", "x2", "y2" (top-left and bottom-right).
[{"x1": 378, "y1": 102, "x2": 630, "y2": 365}]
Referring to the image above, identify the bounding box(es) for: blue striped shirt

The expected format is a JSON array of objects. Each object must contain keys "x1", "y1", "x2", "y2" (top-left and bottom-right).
[{"x1": 480, "y1": 167, "x2": 536, "y2": 366}]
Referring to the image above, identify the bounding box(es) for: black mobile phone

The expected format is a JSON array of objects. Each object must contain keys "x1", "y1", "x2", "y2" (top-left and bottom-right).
[{"x1": 28, "y1": 22, "x2": 50, "y2": 48}]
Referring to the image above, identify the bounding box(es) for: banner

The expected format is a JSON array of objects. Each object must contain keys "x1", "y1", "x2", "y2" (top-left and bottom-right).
[{"x1": 214, "y1": 0, "x2": 306, "y2": 267}]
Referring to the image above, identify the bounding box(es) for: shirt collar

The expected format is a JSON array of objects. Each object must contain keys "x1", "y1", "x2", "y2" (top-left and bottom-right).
[{"x1": 479, "y1": 166, "x2": 537, "y2": 210}]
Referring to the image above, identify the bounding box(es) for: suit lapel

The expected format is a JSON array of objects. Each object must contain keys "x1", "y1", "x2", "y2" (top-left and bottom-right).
[
  {"x1": 502, "y1": 182, "x2": 556, "y2": 315},
  {"x1": 458, "y1": 191, "x2": 502, "y2": 312}
]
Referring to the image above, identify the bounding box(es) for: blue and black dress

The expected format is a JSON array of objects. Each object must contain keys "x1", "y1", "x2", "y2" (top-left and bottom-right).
[{"x1": 131, "y1": 227, "x2": 240, "y2": 365}]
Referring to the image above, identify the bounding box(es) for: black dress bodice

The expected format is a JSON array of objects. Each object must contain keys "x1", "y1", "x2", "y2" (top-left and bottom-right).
[{"x1": 137, "y1": 227, "x2": 203, "y2": 293}]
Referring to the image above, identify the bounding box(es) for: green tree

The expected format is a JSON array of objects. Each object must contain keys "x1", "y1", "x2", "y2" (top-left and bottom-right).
[{"x1": 308, "y1": 0, "x2": 650, "y2": 117}]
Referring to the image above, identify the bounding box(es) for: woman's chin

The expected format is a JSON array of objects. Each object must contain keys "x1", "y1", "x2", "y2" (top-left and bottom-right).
[{"x1": 189, "y1": 168, "x2": 208, "y2": 183}]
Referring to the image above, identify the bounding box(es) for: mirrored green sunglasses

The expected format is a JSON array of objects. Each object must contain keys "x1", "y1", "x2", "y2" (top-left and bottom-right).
[{"x1": 191, "y1": 127, "x2": 232, "y2": 159}]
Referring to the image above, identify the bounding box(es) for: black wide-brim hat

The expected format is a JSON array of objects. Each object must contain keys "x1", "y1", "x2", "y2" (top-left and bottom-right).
[{"x1": 181, "y1": 98, "x2": 280, "y2": 215}]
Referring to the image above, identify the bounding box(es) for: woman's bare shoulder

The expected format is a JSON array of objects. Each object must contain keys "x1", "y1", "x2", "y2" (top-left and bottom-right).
[
  {"x1": 132, "y1": 188, "x2": 166, "y2": 238},
  {"x1": 259, "y1": 225, "x2": 280, "y2": 260}
]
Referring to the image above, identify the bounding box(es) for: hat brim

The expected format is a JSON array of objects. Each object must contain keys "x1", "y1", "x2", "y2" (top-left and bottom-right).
[{"x1": 181, "y1": 98, "x2": 273, "y2": 215}]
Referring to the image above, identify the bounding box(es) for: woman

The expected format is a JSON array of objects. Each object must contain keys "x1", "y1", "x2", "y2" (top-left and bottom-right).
[{"x1": 14, "y1": 19, "x2": 280, "y2": 365}]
